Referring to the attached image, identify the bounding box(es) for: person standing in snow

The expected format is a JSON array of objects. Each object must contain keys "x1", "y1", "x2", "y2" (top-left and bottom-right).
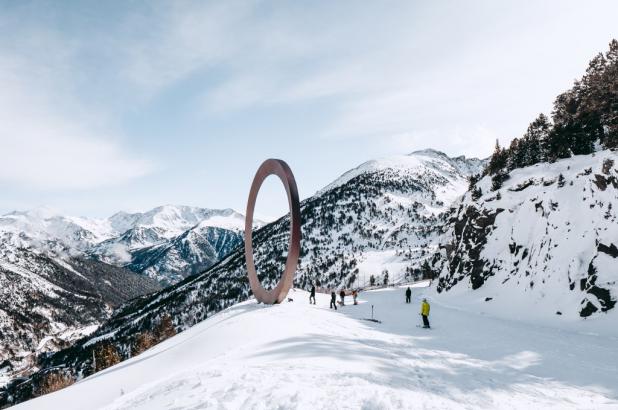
[
  {"x1": 309, "y1": 284, "x2": 316, "y2": 305},
  {"x1": 330, "y1": 290, "x2": 338, "y2": 310},
  {"x1": 405, "y1": 287, "x2": 412, "y2": 303},
  {"x1": 339, "y1": 289, "x2": 346, "y2": 306},
  {"x1": 420, "y1": 298, "x2": 430, "y2": 328},
  {"x1": 352, "y1": 289, "x2": 358, "y2": 305}
]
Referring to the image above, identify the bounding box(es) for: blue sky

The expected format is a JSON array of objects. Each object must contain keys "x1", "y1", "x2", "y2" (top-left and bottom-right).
[{"x1": 1, "y1": 1, "x2": 617, "y2": 219}]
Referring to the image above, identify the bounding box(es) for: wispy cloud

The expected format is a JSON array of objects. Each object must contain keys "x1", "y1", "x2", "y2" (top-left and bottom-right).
[
  {"x1": 0, "y1": 13, "x2": 153, "y2": 190},
  {"x1": 1, "y1": 0, "x2": 617, "y2": 216},
  {"x1": 113, "y1": 0, "x2": 618, "y2": 158}
]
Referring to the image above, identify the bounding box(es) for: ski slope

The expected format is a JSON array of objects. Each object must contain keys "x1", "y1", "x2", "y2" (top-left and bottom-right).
[{"x1": 16, "y1": 285, "x2": 618, "y2": 410}]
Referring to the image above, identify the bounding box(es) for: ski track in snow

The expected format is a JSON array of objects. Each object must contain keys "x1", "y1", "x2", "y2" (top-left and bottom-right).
[{"x1": 16, "y1": 286, "x2": 618, "y2": 410}]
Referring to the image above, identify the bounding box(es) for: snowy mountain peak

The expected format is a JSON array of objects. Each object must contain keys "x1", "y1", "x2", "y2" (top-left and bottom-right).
[
  {"x1": 108, "y1": 205, "x2": 258, "y2": 235},
  {"x1": 318, "y1": 149, "x2": 486, "y2": 198},
  {"x1": 409, "y1": 147, "x2": 452, "y2": 158},
  {"x1": 5, "y1": 205, "x2": 63, "y2": 220}
]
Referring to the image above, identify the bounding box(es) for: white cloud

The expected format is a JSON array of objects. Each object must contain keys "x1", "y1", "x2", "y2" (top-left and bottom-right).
[
  {"x1": 117, "y1": 1, "x2": 259, "y2": 93},
  {"x1": 1, "y1": 0, "x2": 616, "y2": 201},
  {"x1": 0, "y1": 25, "x2": 152, "y2": 190},
  {"x1": 140, "y1": 0, "x2": 618, "y2": 158},
  {"x1": 0, "y1": 89, "x2": 153, "y2": 190}
]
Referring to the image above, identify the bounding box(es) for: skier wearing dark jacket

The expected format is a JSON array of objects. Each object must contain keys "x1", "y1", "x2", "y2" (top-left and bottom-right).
[
  {"x1": 330, "y1": 291, "x2": 338, "y2": 310},
  {"x1": 309, "y1": 285, "x2": 316, "y2": 304},
  {"x1": 405, "y1": 287, "x2": 412, "y2": 303},
  {"x1": 339, "y1": 289, "x2": 346, "y2": 306}
]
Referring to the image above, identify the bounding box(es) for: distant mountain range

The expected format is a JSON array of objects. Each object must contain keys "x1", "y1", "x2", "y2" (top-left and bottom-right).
[
  {"x1": 0, "y1": 205, "x2": 261, "y2": 378},
  {"x1": 87, "y1": 206, "x2": 257, "y2": 284},
  {"x1": 0, "y1": 205, "x2": 262, "y2": 285}
]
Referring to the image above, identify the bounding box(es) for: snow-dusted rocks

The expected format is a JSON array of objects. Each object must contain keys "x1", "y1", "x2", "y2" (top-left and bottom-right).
[{"x1": 437, "y1": 150, "x2": 618, "y2": 319}]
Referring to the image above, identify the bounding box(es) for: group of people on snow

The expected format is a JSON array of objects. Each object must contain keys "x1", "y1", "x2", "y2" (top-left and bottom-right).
[
  {"x1": 310, "y1": 284, "x2": 359, "y2": 310},
  {"x1": 308, "y1": 283, "x2": 430, "y2": 328}
]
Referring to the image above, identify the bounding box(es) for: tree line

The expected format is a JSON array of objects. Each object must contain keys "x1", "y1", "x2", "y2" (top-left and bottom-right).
[{"x1": 483, "y1": 39, "x2": 617, "y2": 190}]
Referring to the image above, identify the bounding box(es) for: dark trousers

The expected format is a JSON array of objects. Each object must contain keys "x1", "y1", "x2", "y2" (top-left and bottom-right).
[
  {"x1": 309, "y1": 295, "x2": 316, "y2": 304},
  {"x1": 330, "y1": 299, "x2": 337, "y2": 310},
  {"x1": 406, "y1": 296, "x2": 411, "y2": 303},
  {"x1": 422, "y1": 315, "x2": 430, "y2": 328}
]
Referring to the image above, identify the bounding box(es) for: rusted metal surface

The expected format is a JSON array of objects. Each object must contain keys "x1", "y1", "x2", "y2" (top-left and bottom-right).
[{"x1": 244, "y1": 159, "x2": 301, "y2": 304}]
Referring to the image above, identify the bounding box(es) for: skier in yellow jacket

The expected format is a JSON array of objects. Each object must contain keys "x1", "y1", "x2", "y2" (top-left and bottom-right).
[{"x1": 420, "y1": 298, "x2": 430, "y2": 328}]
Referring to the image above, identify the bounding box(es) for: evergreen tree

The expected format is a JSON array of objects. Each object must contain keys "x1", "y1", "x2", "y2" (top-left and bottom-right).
[
  {"x1": 421, "y1": 260, "x2": 433, "y2": 280},
  {"x1": 487, "y1": 39, "x2": 618, "y2": 172},
  {"x1": 600, "y1": 40, "x2": 618, "y2": 148},
  {"x1": 557, "y1": 173, "x2": 566, "y2": 188},
  {"x1": 468, "y1": 173, "x2": 481, "y2": 191},
  {"x1": 487, "y1": 140, "x2": 508, "y2": 175},
  {"x1": 471, "y1": 186, "x2": 483, "y2": 201},
  {"x1": 507, "y1": 138, "x2": 522, "y2": 170},
  {"x1": 524, "y1": 114, "x2": 550, "y2": 164},
  {"x1": 491, "y1": 172, "x2": 508, "y2": 191}
]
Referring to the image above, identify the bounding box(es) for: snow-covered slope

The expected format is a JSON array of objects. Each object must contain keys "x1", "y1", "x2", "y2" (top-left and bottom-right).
[
  {"x1": 12, "y1": 286, "x2": 618, "y2": 410},
  {"x1": 0, "y1": 205, "x2": 251, "y2": 386},
  {"x1": 0, "y1": 247, "x2": 160, "y2": 379},
  {"x1": 436, "y1": 150, "x2": 618, "y2": 319}
]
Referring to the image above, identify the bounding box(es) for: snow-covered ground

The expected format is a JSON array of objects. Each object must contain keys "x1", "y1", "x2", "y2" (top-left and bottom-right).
[{"x1": 16, "y1": 284, "x2": 618, "y2": 410}]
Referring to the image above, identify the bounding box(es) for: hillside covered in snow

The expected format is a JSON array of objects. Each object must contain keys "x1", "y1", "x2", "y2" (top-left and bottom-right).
[
  {"x1": 434, "y1": 39, "x2": 618, "y2": 321},
  {"x1": 11, "y1": 286, "x2": 618, "y2": 410},
  {"x1": 0, "y1": 249, "x2": 161, "y2": 383},
  {"x1": 435, "y1": 150, "x2": 618, "y2": 320},
  {"x1": 0, "y1": 205, "x2": 253, "y2": 389}
]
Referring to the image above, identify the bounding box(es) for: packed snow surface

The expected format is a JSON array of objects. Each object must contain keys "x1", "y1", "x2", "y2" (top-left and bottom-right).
[{"x1": 17, "y1": 284, "x2": 617, "y2": 410}]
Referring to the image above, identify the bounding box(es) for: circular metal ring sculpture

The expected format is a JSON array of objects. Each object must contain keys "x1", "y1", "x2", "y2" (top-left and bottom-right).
[{"x1": 245, "y1": 159, "x2": 301, "y2": 304}]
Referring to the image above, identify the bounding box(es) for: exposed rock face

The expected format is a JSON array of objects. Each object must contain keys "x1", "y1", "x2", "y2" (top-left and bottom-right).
[
  {"x1": 436, "y1": 150, "x2": 618, "y2": 319},
  {"x1": 438, "y1": 206, "x2": 504, "y2": 291}
]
